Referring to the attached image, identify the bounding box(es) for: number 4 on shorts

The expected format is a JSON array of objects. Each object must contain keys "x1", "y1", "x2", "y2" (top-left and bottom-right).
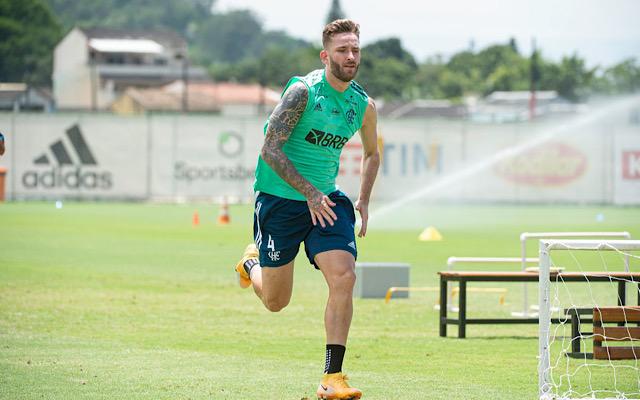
[{"x1": 267, "y1": 235, "x2": 276, "y2": 251}]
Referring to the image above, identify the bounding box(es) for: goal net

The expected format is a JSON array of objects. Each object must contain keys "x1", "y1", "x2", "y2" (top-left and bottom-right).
[{"x1": 538, "y1": 239, "x2": 640, "y2": 400}]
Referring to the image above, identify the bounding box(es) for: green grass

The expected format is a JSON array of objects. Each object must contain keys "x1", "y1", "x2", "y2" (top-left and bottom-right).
[{"x1": 1, "y1": 202, "x2": 639, "y2": 399}]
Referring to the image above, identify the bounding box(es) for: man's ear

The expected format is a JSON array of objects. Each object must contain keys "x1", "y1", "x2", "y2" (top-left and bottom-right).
[{"x1": 320, "y1": 49, "x2": 328, "y2": 66}]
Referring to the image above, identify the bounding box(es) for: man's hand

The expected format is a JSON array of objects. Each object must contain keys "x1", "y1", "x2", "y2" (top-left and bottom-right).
[
  {"x1": 307, "y1": 190, "x2": 337, "y2": 228},
  {"x1": 355, "y1": 199, "x2": 369, "y2": 237}
]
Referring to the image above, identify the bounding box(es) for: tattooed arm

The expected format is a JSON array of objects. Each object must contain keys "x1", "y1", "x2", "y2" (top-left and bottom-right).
[{"x1": 261, "y1": 81, "x2": 337, "y2": 227}]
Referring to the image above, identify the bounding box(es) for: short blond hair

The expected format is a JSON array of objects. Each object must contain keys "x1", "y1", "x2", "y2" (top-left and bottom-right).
[{"x1": 322, "y1": 19, "x2": 360, "y2": 48}]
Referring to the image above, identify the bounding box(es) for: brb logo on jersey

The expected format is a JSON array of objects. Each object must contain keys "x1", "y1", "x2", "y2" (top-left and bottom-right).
[{"x1": 305, "y1": 129, "x2": 348, "y2": 149}]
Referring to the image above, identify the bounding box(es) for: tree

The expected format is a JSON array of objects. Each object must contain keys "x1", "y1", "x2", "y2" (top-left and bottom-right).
[
  {"x1": 23, "y1": 0, "x2": 639, "y2": 102},
  {"x1": 599, "y1": 58, "x2": 640, "y2": 94},
  {"x1": 326, "y1": 0, "x2": 345, "y2": 24},
  {"x1": 209, "y1": 46, "x2": 321, "y2": 87},
  {"x1": 0, "y1": 0, "x2": 62, "y2": 85},
  {"x1": 358, "y1": 57, "x2": 416, "y2": 100},
  {"x1": 46, "y1": 0, "x2": 213, "y2": 38},
  {"x1": 486, "y1": 63, "x2": 529, "y2": 93},
  {"x1": 476, "y1": 43, "x2": 520, "y2": 79},
  {"x1": 438, "y1": 69, "x2": 468, "y2": 99},
  {"x1": 255, "y1": 30, "x2": 313, "y2": 59},
  {"x1": 356, "y1": 38, "x2": 418, "y2": 99},
  {"x1": 447, "y1": 50, "x2": 478, "y2": 79},
  {"x1": 258, "y1": 47, "x2": 322, "y2": 87},
  {"x1": 415, "y1": 58, "x2": 447, "y2": 98},
  {"x1": 363, "y1": 38, "x2": 417, "y2": 69},
  {"x1": 545, "y1": 54, "x2": 595, "y2": 101},
  {"x1": 191, "y1": 9, "x2": 312, "y2": 66},
  {"x1": 47, "y1": 1, "x2": 310, "y2": 67},
  {"x1": 192, "y1": 10, "x2": 263, "y2": 64}
]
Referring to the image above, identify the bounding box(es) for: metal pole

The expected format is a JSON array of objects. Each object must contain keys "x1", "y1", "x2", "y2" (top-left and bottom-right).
[
  {"x1": 182, "y1": 57, "x2": 188, "y2": 113},
  {"x1": 10, "y1": 111, "x2": 16, "y2": 200},
  {"x1": 519, "y1": 232, "x2": 632, "y2": 317},
  {"x1": 146, "y1": 113, "x2": 152, "y2": 200},
  {"x1": 439, "y1": 276, "x2": 447, "y2": 337},
  {"x1": 171, "y1": 115, "x2": 177, "y2": 198},
  {"x1": 90, "y1": 56, "x2": 97, "y2": 112},
  {"x1": 459, "y1": 280, "x2": 467, "y2": 339},
  {"x1": 522, "y1": 234, "x2": 529, "y2": 316},
  {"x1": 538, "y1": 240, "x2": 551, "y2": 400}
]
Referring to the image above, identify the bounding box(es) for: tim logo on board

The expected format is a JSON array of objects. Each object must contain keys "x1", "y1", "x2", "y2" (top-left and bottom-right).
[
  {"x1": 22, "y1": 124, "x2": 113, "y2": 190},
  {"x1": 622, "y1": 151, "x2": 640, "y2": 180}
]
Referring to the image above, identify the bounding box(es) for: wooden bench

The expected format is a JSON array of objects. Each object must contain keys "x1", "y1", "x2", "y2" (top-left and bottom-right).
[
  {"x1": 565, "y1": 307, "x2": 594, "y2": 359},
  {"x1": 593, "y1": 306, "x2": 640, "y2": 360},
  {"x1": 438, "y1": 271, "x2": 640, "y2": 338}
]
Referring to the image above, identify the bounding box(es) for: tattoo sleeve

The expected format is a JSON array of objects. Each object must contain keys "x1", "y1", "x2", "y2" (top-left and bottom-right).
[{"x1": 260, "y1": 82, "x2": 318, "y2": 199}]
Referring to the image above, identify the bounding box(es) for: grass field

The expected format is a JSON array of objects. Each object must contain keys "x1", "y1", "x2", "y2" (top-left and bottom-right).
[{"x1": 1, "y1": 201, "x2": 639, "y2": 399}]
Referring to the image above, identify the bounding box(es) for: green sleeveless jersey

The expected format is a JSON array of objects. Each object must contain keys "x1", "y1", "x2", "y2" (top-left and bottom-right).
[{"x1": 254, "y1": 69, "x2": 369, "y2": 200}]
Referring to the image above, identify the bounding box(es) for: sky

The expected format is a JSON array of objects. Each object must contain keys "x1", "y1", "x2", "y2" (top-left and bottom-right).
[{"x1": 214, "y1": 0, "x2": 640, "y2": 68}]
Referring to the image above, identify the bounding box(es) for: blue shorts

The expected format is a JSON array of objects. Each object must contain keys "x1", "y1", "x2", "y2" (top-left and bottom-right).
[{"x1": 253, "y1": 190, "x2": 357, "y2": 268}]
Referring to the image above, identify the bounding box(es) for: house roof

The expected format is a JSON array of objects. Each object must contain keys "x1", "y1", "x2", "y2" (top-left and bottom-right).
[
  {"x1": 0, "y1": 85, "x2": 24, "y2": 104},
  {"x1": 121, "y1": 87, "x2": 219, "y2": 112},
  {"x1": 0, "y1": 83, "x2": 54, "y2": 110},
  {"x1": 486, "y1": 91, "x2": 559, "y2": 103},
  {"x1": 163, "y1": 81, "x2": 281, "y2": 106},
  {"x1": 381, "y1": 99, "x2": 467, "y2": 119},
  {"x1": 89, "y1": 38, "x2": 164, "y2": 54},
  {"x1": 114, "y1": 80, "x2": 283, "y2": 113},
  {"x1": 0, "y1": 83, "x2": 27, "y2": 93},
  {"x1": 80, "y1": 27, "x2": 186, "y2": 50}
]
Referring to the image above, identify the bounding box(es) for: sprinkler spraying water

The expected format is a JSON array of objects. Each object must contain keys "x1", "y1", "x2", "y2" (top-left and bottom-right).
[{"x1": 360, "y1": 95, "x2": 639, "y2": 228}]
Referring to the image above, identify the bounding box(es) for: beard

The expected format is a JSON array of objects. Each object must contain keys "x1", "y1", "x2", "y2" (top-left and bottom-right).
[{"x1": 329, "y1": 56, "x2": 359, "y2": 82}]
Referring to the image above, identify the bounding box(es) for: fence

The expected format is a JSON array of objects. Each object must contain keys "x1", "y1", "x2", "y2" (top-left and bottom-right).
[{"x1": 0, "y1": 97, "x2": 638, "y2": 204}]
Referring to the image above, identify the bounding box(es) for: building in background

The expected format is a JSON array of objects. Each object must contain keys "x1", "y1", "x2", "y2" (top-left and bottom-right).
[
  {"x1": 164, "y1": 81, "x2": 281, "y2": 116},
  {"x1": 379, "y1": 91, "x2": 588, "y2": 122},
  {"x1": 469, "y1": 91, "x2": 586, "y2": 122},
  {"x1": 0, "y1": 83, "x2": 55, "y2": 112},
  {"x1": 380, "y1": 99, "x2": 467, "y2": 119},
  {"x1": 111, "y1": 81, "x2": 280, "y2": 116},
  {"x1": 53, "y1": 27, "x2": 208, "y2": 111}
]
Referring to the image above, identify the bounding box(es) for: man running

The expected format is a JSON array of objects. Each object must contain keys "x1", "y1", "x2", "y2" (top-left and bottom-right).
[{"x1": 234, "y1": 19, "x2": 379, "y2": 400}]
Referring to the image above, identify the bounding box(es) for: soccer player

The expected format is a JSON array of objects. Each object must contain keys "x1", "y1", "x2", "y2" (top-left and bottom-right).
[{"x1": 234, "y1": 19, "x2": 379, "y2": 400}]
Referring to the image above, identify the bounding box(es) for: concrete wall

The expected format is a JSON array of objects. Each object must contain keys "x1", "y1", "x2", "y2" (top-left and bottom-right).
[
  {"x1": 0, "y1": 95, "x2": 638, "y2": 205},
  {"x1": 53, "y1": 28, "x2": 92, "y2": 110}
]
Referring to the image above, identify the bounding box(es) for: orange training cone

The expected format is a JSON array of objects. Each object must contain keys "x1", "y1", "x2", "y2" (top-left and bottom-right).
[
  {"x1": 217, "y1": 198, "x2": 230, "y2": 225},
  {"x1": 192, "y1": 211, "x2": 200, "y2": 227}
]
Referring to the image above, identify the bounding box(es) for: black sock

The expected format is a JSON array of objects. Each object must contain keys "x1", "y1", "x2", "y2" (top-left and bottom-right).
[
  {"x1": 243, "y1": 258, "x2": 259, "y2": 275},
  {"x1": 324, "y1": 344, "x2": 346, "y2": 374}
]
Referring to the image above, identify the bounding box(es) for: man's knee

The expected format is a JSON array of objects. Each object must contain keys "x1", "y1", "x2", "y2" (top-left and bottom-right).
[
  {"x1": 262, "y1": 296, "x2": 290, "y2": 312},
  {"x1": 329, "y1": 266, "x2": 356, "y2": 292},
  {"x1": 342, "y1": 268, "x2": 356, "y2": 289}
]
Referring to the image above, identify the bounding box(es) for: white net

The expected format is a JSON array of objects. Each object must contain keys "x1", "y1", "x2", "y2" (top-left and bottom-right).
[{"x1": 539, "y1": 240, "x2": 640, "y2": 400}]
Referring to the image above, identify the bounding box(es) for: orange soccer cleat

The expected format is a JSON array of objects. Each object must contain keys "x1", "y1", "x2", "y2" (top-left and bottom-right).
[
  {"x1": 316, "y1": 372, "x2": 362, "y2": 400},
  {"x1": 234, "y1": 243, "x2": 258, "y2": 289}
]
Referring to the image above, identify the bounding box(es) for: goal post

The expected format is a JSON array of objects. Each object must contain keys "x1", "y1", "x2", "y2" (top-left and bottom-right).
[
  {"x1": 538, "y1": 239, "x2": 640, "y2": 400},
  {"x1": 519, "y1": 232, "x2": 632, "y2": 318}
]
